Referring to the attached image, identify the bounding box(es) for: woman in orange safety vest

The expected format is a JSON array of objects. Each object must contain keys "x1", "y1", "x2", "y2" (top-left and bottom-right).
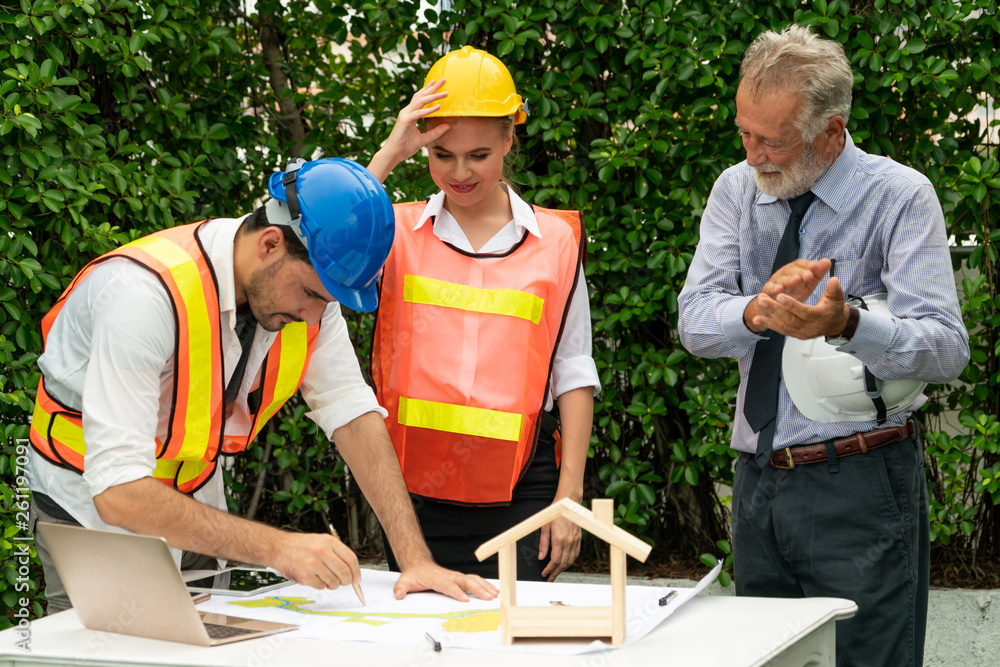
[{"x1": 366, "y1": 46, "x2": 601, "y2": 581}]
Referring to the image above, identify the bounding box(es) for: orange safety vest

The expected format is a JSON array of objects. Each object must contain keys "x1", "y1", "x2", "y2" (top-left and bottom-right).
[
  {"x1": 371, "y1": 202, "x2": 585, "y2": 505},
  {"x1": 29, "y1": 221, "x2": 320, "y2": 494}
]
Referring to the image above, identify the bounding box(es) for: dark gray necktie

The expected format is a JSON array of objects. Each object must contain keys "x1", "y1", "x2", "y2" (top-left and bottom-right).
[
  {"x1": 743, "y1": 191, "x2": 816, "y2": 470},
  {"x1": 224, "y1": 310, "x2": 258, "y2": 408}
]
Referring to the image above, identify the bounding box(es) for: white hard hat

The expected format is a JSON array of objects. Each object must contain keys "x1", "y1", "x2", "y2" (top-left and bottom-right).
[{"x1": 782, "y1": 293, "x2": 926, "y2": 422}]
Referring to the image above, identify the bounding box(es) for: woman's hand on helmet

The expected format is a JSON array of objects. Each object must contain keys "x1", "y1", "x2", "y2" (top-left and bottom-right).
[{"x1": 367, "y1": 78, "x2": 452, "y2": 182}]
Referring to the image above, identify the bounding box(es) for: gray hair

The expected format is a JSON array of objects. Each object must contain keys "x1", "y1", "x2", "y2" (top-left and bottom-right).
[{"x1": 740, "y1": 24, "x2": 854, "y2": 141}]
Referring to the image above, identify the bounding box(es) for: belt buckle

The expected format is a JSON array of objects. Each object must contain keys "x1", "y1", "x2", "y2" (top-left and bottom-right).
[{"x1": 771, "y1": 448, "x2": 796, "y2": 470}]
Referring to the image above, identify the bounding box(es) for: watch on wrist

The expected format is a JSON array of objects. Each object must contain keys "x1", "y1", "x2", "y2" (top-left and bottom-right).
[{"x1": 825, "y1": 305, "x2": 860, "y2": 346}]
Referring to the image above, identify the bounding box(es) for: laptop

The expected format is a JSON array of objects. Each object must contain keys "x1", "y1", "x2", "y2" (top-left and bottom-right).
[{"x1": 37, "y1": 522, "x2": 297, "y2": 646}]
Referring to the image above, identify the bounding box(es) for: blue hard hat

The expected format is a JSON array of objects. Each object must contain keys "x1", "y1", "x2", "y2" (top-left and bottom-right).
[{"x1": 268, "y1": 158, "x2": 395, "y2": 313}]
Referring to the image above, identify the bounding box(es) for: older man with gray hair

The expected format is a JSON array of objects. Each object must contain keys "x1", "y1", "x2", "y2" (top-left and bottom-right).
[{"x1": 678, "y1": 24, "x2": 968, "y2": 666}]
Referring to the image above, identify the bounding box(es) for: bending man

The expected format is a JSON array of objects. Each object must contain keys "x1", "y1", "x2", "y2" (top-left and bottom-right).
[{"x1": 29, "y1": 158, "x2": 496, "y2": 613}]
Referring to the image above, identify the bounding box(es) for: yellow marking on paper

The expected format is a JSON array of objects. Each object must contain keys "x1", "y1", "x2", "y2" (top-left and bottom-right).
[{"x1": 230, "y1": 596, "x2": 501, "y2": 633}]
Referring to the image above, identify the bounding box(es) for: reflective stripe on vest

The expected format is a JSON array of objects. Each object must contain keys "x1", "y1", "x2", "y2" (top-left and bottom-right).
[
  {"x1": 402, "y1": 275, "x2": 545, "y2": 324},
  {"x1": 29, "y1": 222, "x2": 319, "y2": 494},
  {"x1": 372, "y1": 202, "x2": 584, "y2": 505},
  {"x1": 397, "y1": 396, "x2": 524, "y2": 442}
]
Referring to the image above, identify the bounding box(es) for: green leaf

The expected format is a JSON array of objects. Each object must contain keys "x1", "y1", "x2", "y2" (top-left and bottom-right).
[
  {"x1": 608, "y1": 419, "x2": 621, "y2": 442},
  {"x1": 206, "y1": 123, "x2": 229, "y2": 140},
  {"x1": 972, "y1": 183, "x2": 987, "y2": 203},
  {"x1": 39, "y1": 59, "x2": 57, "y2": 78},
  {"x1": 17, "y1": 234, "x2": 36, "y2": 256},
  {"x1": 636, "y1": 484, "x2": 656, "y2": 505},
  {"x1": 2, "y1": 589, "x2": 17, "y2": 608},
  {"x1": 635, "y1": 177, "x2": 648, "y2": 199},
  {"x1": 683, "y1": 466, "x2": 698, "y2": 485},
  {"x1": 36, "y1": 273, "x2": 60, "y2": 290},
  {"x1": 606, "y1": 480, "x2": 630, "y2": 497}
]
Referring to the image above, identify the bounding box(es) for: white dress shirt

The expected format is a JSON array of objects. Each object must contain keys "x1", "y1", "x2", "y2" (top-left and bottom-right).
[
  {"x1": 412, "y1": 187, "x2": 601, "y2": 410},
  {"x1": 29, "y1": 216, "x2": 386, "y2": 537}
]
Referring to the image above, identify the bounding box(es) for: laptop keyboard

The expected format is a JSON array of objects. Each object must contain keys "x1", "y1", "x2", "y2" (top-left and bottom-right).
[{"x1": 204, "y1": 623, "x2": 259, "y2": 640}]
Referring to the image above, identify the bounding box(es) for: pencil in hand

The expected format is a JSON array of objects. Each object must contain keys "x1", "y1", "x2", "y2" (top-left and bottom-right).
[{"x1": 328, "y1": 521, "x2": 366, "y2": 606}]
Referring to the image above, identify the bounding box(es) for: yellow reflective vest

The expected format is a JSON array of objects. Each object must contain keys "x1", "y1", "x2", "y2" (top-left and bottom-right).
[
  {"x1": 372, "y1": 202, "x2": 584, "y2": 505},
  {"x1": 30, "y1": 222, "x2": 319, "y2": 494}
]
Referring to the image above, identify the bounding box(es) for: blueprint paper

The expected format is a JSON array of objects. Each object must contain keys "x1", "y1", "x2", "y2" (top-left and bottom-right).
[{"x1": 197, "y1": 563, "x2": 722, "y2": 655}]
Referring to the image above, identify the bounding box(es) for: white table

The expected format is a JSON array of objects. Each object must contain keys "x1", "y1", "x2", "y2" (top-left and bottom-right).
[{"x1": 0, "y1": 595, "x2": 856, "y2": 667}]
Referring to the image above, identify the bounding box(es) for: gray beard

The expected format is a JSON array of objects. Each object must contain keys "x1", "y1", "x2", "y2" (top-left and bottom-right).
[{"x1": 752, "y1": 142, "x2": 828, "y2": 199}]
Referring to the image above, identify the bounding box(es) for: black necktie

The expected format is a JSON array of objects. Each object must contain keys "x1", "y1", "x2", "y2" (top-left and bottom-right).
[
  {"x1": 743, "y1": 191, "x2": 816, "y2": 470},
  {"x1": 224, "y1": 310, "x2": 258, "y2": 408}
]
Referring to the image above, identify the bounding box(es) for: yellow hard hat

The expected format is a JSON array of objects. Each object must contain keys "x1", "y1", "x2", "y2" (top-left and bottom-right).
[{"x1": 423, "y1": 46, "x2": 527, "y2": 124}]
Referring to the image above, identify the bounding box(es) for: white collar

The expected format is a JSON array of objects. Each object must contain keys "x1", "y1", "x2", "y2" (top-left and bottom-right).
[
  {"x1": 412, "y1": 186, "x2": 543, "y2": 240},
  {"x1": 195, "y1": 216, "x2": 249, "y2": 322}
]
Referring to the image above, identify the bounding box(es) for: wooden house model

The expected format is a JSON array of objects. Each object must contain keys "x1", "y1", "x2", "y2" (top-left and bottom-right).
[{"x1": 474, "y1": 497, "x2": 652, "y2": 645}]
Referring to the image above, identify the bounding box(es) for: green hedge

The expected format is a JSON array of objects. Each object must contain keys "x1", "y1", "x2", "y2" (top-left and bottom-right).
[{"x1": 2, "y1": 0, "x2": 998, "y2": 624}]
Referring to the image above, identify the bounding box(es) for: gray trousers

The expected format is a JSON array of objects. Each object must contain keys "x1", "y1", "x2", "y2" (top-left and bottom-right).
[
  {"x1": 732, "y1": 430, "x2": 928, "y2": 667},
  {"x1": 31, "y1": 500, "x2": 217, "y2": 615}
]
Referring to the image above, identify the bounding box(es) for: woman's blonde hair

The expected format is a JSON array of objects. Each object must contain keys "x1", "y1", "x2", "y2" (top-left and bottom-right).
[{"x1": 494, "y1": 116, "x2": 521, "y2": 191}]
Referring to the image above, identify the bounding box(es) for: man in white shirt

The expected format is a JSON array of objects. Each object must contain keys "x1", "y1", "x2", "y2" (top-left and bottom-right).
[{"x1": 29, "y1": 158, "x2": 497, "y2": 613}]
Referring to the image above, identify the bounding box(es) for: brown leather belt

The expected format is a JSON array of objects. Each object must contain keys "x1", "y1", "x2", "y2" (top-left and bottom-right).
[{"x1": 770, "y1": 420, "x2": 916, "y2": 470}]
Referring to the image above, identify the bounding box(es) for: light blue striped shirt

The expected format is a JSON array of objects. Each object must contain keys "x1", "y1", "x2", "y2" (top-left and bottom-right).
[{"x1": 678, "y1": 131, "x2": 970, "y2": 454}]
